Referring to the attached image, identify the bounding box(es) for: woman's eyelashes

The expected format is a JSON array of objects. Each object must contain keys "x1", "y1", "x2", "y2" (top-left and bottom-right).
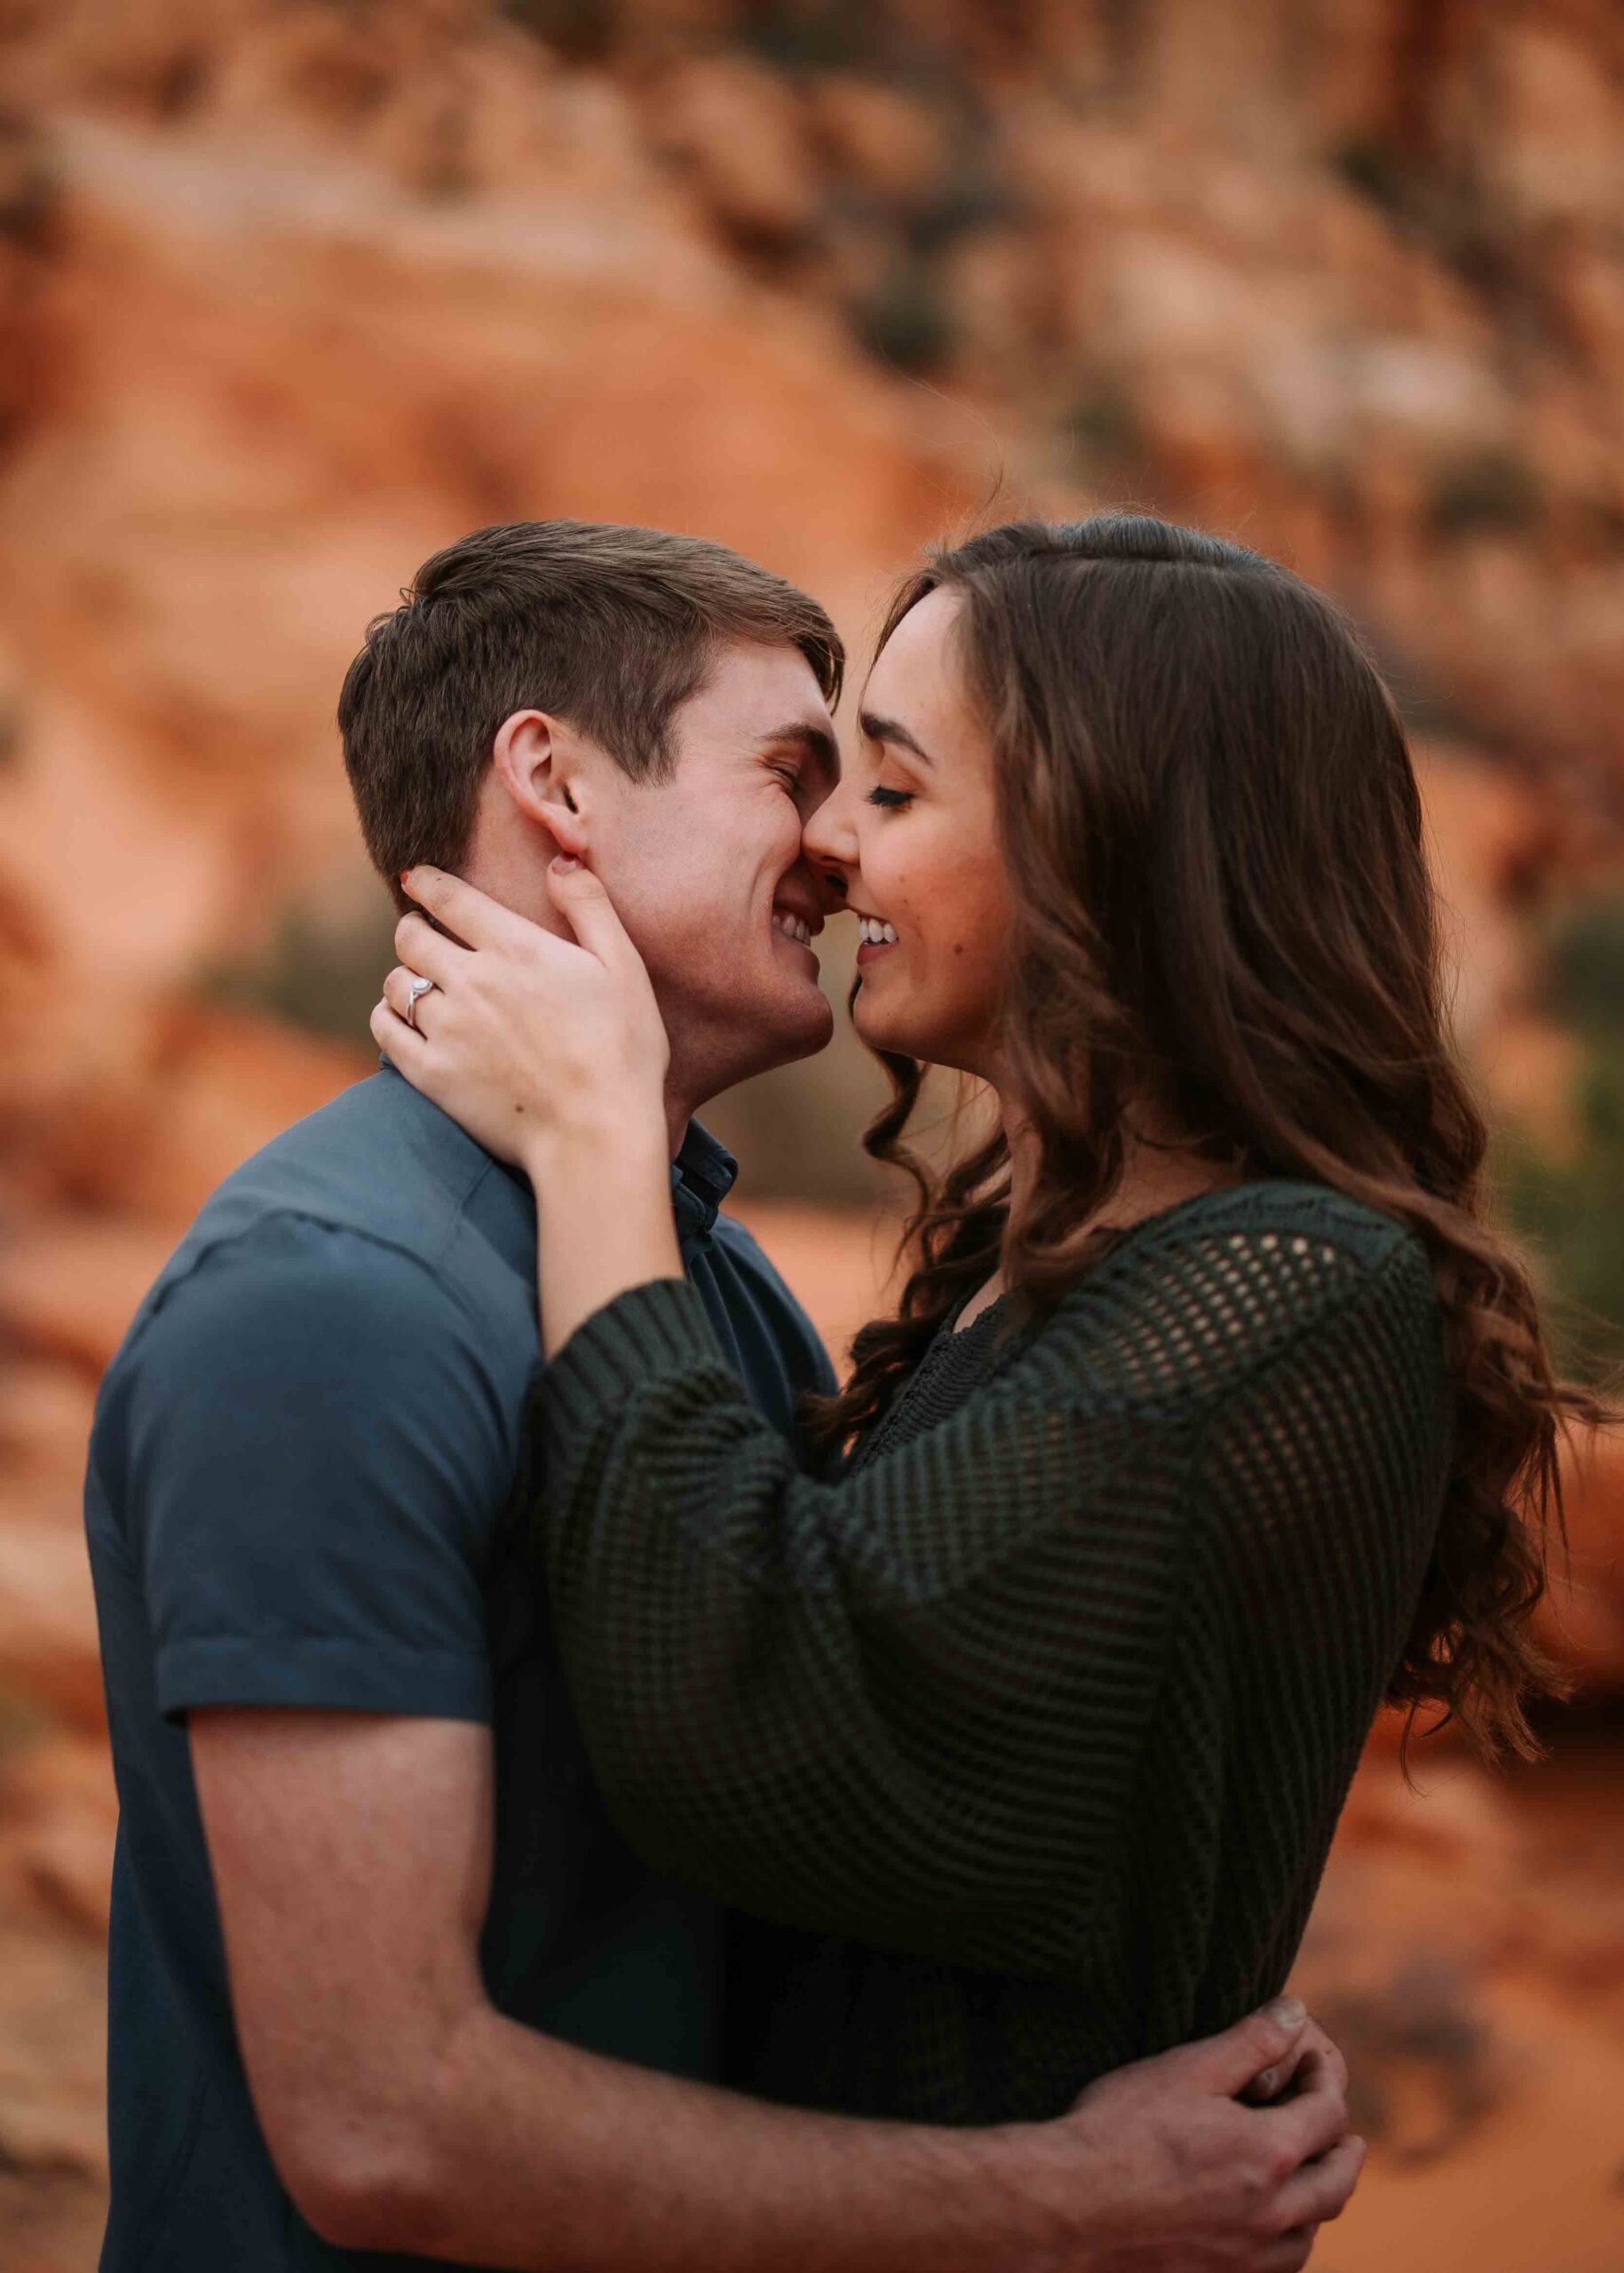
[{"x1": 866, "y1": 784, "x2": 915, "y2": 810}]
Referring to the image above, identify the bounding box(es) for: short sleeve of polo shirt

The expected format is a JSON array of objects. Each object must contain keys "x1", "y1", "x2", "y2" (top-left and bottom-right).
[{"x1": 122, "y1": 1212, "x2": 512, "y2": 1725}]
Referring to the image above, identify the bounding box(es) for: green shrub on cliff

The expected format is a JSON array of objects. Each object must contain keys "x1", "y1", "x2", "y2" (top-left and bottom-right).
[{"x1": 1496, "y1": 892, "x2": 1624, "y2": 1382}]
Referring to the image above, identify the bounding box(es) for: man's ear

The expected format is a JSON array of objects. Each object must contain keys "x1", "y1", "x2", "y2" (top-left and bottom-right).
[{"x1": 490, "y1": 709, "x2": 590, "y2": 861}]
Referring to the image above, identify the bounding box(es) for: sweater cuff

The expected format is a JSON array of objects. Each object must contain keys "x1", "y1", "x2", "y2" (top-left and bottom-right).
[{"x1": 539, "y1": 1276, "x2": 727, "y2": 1449}]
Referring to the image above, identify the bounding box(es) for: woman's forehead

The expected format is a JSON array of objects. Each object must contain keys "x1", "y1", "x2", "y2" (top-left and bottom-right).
[{"x1": 862, "y1": 587, "x2": 975, "y2": 754}]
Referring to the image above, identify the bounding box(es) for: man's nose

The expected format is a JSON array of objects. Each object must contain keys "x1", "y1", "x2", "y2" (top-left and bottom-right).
[
  {"x1": 804, "y1": 850, "x2": 847, "y2": 914},
  {"x1": 801, "y1": 786, "x2": 857, "y2": 909},
  {"x1": 797, "y1": 836, "x2": 849, "y2": 915}
]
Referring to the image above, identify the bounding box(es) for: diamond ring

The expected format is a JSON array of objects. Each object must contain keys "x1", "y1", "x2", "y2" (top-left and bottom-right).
[{"x1": 404, "y1": 975, "x2": 436, "y2": 1032}]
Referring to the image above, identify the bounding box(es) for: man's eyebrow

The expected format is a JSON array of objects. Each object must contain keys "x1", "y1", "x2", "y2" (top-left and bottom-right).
[
  {"x1": 859, "y1": 710, "x2": 933, "y2": 766},
  {"x1": 764, "y1": 719, "x2": 840, "y2": 785}
]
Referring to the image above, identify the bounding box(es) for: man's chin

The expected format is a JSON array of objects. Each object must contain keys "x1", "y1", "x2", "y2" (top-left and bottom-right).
[
  {"x1": 768, "y1": 982, "x2": 836, "y2": 1065},
  {"x1": 683, "y1": 973, "x2": 834, "y2": 1095},
  {"x1": 749, "y1": 970, "x2": 836, "y2": 1071}
]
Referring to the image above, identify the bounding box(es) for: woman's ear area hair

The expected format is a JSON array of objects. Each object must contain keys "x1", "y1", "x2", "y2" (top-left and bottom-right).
[{"x1": 490, "y1": 709, "x2": 590, "y2": 859}]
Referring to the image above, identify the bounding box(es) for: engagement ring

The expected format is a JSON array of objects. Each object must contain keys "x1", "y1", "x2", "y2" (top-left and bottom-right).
[{"x1": 404, "y1": 975, "x2": 436, "y2": 1031}]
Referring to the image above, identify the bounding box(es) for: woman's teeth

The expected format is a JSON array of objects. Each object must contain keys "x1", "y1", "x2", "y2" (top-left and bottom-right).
[
  {"x1": 772, "y1": 908, "x2": 812, "y2": 946},
  {"x1": 858, "y1": 916, "x2": 899, "y2": 946}
]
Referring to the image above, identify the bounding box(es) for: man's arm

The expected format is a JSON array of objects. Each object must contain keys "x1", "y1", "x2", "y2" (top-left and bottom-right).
[{"x1": 194, "y1": 1707, "x2": 1362, "y2": 2273}]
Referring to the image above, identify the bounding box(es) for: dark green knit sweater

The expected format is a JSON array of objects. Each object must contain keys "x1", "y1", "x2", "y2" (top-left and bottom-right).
[{"x1": 532, "y1": 1180, "x2": 1452, "y2": 2123}]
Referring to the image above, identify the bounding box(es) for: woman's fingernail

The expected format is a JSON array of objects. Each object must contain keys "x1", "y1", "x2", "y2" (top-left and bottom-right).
[
  {"x1": 1264, "y1": 1996, "x2": 1306, "y2": 2030},
  {"x1": 551, "y1": 855, "x2": 581, "y2": 875},
  {"x1": 400, "y1": 868, "x2": 413, "y2": 885}
]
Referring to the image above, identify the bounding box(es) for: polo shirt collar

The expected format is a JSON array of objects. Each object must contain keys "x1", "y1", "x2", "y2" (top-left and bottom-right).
[
  {"x1": 382, "y1": 1063, "x2": 737, "y2": 1239},
  {"x1": 670, "y1": 1120, "x2": 737, "y2": 1244}
]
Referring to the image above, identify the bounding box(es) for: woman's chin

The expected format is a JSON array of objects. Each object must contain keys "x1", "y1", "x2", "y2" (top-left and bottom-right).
[
  {"x1": 851, "y1": 992, "x2": 930, "y2": 1062},
  {"x1": 852, "y1": 994, "x2": 989, "y2": 1081}
]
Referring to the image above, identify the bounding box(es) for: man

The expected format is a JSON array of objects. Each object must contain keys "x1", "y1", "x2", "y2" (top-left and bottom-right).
[{"x1": 85, "y1": 521, "x2": 1361, "y2": 2270}]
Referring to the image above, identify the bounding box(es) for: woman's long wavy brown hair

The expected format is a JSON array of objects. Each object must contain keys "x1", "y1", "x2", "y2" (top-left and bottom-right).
[{"x1": 810, "y1": 513, "x2": 1603, "y2": 1762}]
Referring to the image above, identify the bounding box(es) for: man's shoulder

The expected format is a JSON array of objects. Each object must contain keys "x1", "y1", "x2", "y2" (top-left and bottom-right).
[
  {"x1": 188, "y1": 1065, "x2": 500, "y2": 1255},
  {"x1": 707, "y1": 1208, "x2": 804, "y2": 1303},
  {"x1": 107, "y1": 1070, "x2": 537, "y2": 1402},
  {"x1": 87, "y1": 1077, "x2": 541, "y2": 1586}
]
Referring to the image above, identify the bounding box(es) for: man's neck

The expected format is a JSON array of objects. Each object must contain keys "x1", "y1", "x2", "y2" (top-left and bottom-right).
[
  {"x1": 456, "y1": 851, "x2": 697, "y2": 1168},
  {"x1": 661, "y1": 1078, "x2": 699, "y2": 1166}
]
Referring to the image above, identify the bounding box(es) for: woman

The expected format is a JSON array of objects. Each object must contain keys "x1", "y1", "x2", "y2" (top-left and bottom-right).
[{"x1": 374, "y1": 515, "x2": 1587, "y2": 2126}]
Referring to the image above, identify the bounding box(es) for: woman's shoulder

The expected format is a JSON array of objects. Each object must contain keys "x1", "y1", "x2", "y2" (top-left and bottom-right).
[
  {"x1": 1026, "y1": 1177, "x2": 1438, "y2": 1412},
  {"x1": 1102, "y1": 1177, "x2": 1436, "y2": 1311},
  {"x1": 1119, "y1": 1176, "x2": 1422, "y2": 1266}
]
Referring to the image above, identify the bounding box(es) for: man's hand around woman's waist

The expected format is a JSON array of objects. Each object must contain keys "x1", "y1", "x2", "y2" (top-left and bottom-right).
[{"x1": 1013, "y1": 1997, "x2": 1359, "y2": 2272}]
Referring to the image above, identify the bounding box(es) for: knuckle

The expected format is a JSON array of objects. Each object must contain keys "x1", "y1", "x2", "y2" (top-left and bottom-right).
[
  {"x1": 1239, "y1": 2012, "x2": 1273, "y2": 2056},
  {"x1": 1237, "y1": 2158, "x2": 1275, "y2": 2221}
]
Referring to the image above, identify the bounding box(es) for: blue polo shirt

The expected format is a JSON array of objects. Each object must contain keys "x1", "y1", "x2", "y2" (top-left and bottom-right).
[{"x1": 83, "y1": 1065, "x2": 835, "y2": 2272}]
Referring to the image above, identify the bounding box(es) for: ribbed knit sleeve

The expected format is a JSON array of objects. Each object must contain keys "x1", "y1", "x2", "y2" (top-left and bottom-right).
[{"x1": 530, "y1": 1187, "x2": 1450, "y2": 1988}]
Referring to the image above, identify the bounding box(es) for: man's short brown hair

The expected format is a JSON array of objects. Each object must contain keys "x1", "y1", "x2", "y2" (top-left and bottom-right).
[{"x1": 338, "y1": 520, "x2": 844, "y2": 895}]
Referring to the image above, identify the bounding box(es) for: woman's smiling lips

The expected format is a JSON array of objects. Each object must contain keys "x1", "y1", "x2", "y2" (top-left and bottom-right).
[{"x1": 852, "y1": 909, "x2": 899, "y2": 967}]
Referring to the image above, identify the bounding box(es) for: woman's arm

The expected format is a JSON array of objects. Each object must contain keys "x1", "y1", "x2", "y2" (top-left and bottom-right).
[
  {"x1": 527, "y1": 1208, "x2": 1440, "y2": 1977},
  {"x1": 530, "y1": 1260, "x2": 1199, "y2": 1973},
  {"x1": 530, "y1": 1116, "x2": 682, "y2": 1352}
]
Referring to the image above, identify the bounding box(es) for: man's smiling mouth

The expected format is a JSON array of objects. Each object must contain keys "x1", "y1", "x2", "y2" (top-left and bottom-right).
[{"x1": 771, "y1": 903, "x2": 819, "y2": 947}]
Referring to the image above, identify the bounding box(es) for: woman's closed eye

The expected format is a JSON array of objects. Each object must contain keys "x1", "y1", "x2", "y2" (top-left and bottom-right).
[{"x1": 866, "y1": 785, "x2": 915, "y2": 810}]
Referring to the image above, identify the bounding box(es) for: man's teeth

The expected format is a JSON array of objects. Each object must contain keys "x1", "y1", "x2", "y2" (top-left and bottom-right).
[
  {"x1": 772, "y1": 909, "x2": 812, "y2": 946},
  {"x1": 858, "y1": 917, "x2": 899, "y2": 946}
]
